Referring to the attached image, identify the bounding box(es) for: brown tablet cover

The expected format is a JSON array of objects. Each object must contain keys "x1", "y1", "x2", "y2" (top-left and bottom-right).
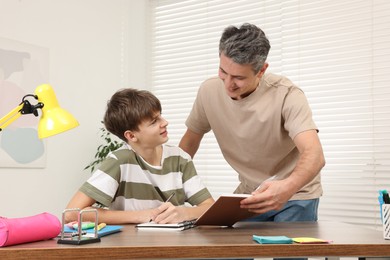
[{"x1": 194, "y1": 194, "x2": 258, "y2": 227}]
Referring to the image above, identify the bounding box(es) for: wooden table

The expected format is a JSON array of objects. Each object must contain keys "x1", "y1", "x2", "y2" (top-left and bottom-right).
[{"x1": 0, "y1": 221, "x2": 389, "y2": 259}]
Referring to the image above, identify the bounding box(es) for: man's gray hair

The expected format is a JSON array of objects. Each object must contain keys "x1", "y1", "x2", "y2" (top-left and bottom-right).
[{"x1": 219, "y1": 23, "x2": 270, "y2": 73}]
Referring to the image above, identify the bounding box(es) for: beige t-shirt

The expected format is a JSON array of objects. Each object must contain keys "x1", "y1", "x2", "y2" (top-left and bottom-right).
[{"x1": 185, "y1": 73, "x2": 322, "y2": 200}]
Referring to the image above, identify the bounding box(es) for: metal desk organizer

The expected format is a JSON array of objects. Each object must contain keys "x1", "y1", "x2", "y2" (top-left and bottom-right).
[
  {"x1": 384, "y1": 204, "x2": 390, "y2": 240},
  {"x1": 57, "y1": 208, "x2": 101, "y2": 245}
]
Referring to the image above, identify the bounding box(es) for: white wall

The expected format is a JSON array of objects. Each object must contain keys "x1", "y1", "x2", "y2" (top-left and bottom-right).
[{"x1": 0, "y1": 0, "x2": 148, "y2": 218}]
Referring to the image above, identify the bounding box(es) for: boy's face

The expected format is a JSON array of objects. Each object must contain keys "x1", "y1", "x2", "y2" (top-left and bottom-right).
[{"x1": 131, "y1": 112, "x2": 169, "y2": 148}]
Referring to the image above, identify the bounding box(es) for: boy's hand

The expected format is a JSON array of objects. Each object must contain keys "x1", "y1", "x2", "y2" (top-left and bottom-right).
[{"x1": 150, "y1": 202, "x2": 186, "y2": 224}]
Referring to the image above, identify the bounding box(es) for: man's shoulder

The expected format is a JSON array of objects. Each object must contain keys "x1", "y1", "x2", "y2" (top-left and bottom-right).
[
  {"x1": 200, "y1": 76, "x2": 223, "y2": 89},
  {"x1": 196, "y1": 76, "x2": 225, "y2": 99},
  {"x1": 263, "y1": 73, "x2": 297, "y2": 89}
]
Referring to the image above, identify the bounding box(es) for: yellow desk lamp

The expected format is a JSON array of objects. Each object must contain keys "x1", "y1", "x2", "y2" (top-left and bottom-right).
[{"x1": 0, "y1": 84, "x2": 79, "y2": 138}]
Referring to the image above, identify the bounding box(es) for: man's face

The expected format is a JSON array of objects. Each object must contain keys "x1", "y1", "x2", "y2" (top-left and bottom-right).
[{"x1": 218, "y1": 53, "x2": 267, "y2": 100}]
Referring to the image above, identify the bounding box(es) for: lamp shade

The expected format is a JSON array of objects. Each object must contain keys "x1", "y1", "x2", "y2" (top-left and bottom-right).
[{"x1": 34, "y1": 84, "x2": 79, "y2": 139}]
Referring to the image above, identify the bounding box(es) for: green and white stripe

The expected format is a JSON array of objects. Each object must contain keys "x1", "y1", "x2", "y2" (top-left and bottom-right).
[{"x1": 80, "y1": 144, "x2": 211, "y2": 210}]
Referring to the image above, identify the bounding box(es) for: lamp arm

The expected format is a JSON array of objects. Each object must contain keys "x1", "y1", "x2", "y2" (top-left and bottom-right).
[
  {"x1": 0, "y1": 103, "x2": 24, "y2": 131},
  {"x1": 0, "y1": 95, "x2": 44, "y2": 131}
]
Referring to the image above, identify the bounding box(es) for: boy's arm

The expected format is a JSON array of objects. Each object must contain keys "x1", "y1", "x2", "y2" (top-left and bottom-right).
[
  {"x1": 65, "y1": 191, "x2": 155, "y2": 224},
  {"x1": 64, "y1": 191, "x2": 96, "y2": 223}
]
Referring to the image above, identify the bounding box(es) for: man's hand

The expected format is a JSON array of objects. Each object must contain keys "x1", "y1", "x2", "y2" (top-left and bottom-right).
[{"x1": 240, "y1": 179, "x2": 295, "y2": 214}]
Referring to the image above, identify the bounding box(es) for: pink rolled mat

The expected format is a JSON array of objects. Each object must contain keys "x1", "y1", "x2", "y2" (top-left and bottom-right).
[{"x1": 0, "y1": 212, "x2": 61, "y2": 247}]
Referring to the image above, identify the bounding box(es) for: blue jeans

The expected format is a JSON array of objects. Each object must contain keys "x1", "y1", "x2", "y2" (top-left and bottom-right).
[{"x1": 245, "y1": 198, "x2": 319, "y2": 222}]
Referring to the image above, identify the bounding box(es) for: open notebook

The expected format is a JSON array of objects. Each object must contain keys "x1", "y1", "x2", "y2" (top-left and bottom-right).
[
  {"x1": 136, "y1": 220, "x2": 196, "y2": 231},
  {"x1": 194, "y1": 194, "x2": 258, "y2": 227},
  {"x1": 136, "y1": 194, "x2": 257, "y2": 230}
]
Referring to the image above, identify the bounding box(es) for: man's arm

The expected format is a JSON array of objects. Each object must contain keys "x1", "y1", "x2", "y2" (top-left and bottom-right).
[
  {"x1": 179, "y1": 128, "x2": 204, "y2": 158},
  {"x1": 240, "y1": 129, "x2": 325, "y2": 213},
  {"x1": 283, "y1": 129, "x2": 325, "y2": 196}
]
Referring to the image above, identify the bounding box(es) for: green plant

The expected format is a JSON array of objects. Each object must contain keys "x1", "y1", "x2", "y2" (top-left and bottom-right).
[{"x1": 84, "y1": 123, "x2": 123, "y2": 173}]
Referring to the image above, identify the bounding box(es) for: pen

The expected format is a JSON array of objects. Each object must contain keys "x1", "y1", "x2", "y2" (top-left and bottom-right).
[
  {"x1": 255, "y1": 175, "x2": 277, "y2": 191},
  {"x1": 59, "y1": 231, "x2": 87, "y2": 238},
  {"x1": 165, "y1": 192, "x2": 175, "y2": 203},
  {"x1": 383, "y1": 190, "x2": 390, "y2": 204},
  {"x1": 71, "y1": 231, "x2": 87, "y2": 237}
]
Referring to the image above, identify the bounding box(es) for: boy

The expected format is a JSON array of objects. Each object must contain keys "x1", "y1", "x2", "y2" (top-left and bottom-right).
[{"x1": 66, "y1": 88, "x2": 214, "y2": 224}]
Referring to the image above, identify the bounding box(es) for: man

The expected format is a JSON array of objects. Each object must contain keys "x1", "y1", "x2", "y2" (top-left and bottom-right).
[{"x1": 179, "y1": 23, "x2": 325, "y2": 222}]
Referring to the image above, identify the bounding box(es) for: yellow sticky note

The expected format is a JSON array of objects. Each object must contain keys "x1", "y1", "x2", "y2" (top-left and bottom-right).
[{"x1": 292, "y1": 237, "x2": 331, "y2": 244}]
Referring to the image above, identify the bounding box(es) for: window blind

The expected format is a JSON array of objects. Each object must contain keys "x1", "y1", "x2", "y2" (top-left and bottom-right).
[{"x1": 149, "y1": 0, "x2": 390, "y2": 229}]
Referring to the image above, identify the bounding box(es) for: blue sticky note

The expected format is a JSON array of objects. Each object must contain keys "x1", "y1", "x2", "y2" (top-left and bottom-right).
[
  {"x1": 63, "y1": 225, "x2": 123, "y2": 238},
  {"x1": 253, "y1": 235, "x2": 293, "y2": 244}
]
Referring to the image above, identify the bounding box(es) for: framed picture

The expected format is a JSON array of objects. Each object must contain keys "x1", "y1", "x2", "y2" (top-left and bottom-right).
[{"x1": 0, "y1": 37, "x2": 49, "y2": 168}]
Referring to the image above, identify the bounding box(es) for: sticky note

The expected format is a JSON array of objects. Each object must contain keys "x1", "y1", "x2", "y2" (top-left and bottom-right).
[
  {"x1": 292, "y1": 237, "x2": 331, "y2": 244},
  {"x1": 253, "y1": 235, "x2": 293, "y2": 244},
  {"x1": 72, "y1": 222, "x2": 95, "y2": 230}
]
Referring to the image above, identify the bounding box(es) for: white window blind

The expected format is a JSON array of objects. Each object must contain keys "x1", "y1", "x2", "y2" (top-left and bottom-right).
[{"x1": 149, "y1": 0, "x2": 390, "y2": 229}]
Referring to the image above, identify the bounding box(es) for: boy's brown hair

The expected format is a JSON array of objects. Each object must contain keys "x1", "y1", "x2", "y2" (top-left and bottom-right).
[{"x1": 103, "y1": 88, "x2": 162, "y2": 141}]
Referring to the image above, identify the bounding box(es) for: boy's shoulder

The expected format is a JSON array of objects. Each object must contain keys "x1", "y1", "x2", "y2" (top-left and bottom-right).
[{"x1": 108, "y1": 144, "x2": 136, "y2": 162}]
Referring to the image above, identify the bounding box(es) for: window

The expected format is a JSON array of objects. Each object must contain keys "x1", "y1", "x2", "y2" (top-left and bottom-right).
[{"x1": 150, "y1": 0, "x2": 390, "y2": 229}]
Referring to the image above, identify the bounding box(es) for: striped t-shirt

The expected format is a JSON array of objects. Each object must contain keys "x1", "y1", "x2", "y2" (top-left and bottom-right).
[{"x1": 79, "y1": 144, "x2": 212, "y2": 210}]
